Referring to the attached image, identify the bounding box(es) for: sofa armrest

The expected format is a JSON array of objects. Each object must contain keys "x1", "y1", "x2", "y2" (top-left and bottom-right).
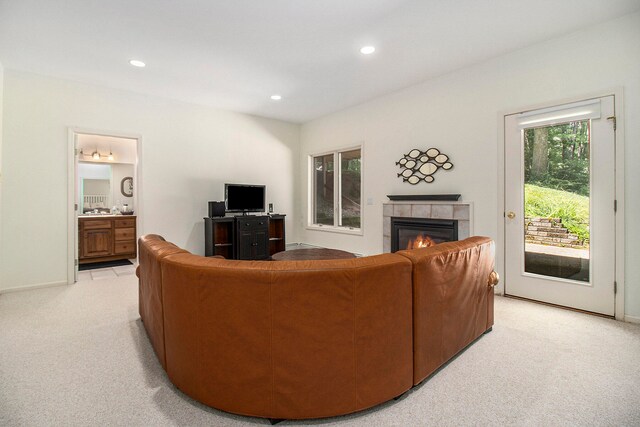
[{"x1": 397, "y1": 236, "x2": 496, "y2": 385}]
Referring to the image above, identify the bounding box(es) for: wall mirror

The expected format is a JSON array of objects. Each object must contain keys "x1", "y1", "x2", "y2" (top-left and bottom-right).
[{"x1": 78, "y1": 162, "x2": 134, "y2": 213}]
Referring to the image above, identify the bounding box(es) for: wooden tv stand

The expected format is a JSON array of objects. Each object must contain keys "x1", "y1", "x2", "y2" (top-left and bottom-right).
[{"x1": 204, "y1": 214, "x2": 285, "y2": 260}]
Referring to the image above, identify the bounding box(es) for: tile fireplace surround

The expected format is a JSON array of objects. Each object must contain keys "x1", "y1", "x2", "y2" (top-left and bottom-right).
[{"x1": 383, "y1": 201, "x2": 473, "y2": 253}]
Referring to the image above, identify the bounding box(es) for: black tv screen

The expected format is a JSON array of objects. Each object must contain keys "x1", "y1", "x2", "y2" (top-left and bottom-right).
[{"x1": 225, "y1": 184, "x2": 266, "y2": 213}]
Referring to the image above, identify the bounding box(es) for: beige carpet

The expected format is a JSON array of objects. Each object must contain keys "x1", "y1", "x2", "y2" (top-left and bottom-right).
[{"x1": 1, "y1": 274, "x2": 639, "y2": 426}]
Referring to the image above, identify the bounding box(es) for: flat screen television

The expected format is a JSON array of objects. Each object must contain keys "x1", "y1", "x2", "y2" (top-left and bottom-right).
[{"x1": 225, "y1": 183, "x2": 266, "y2": 214}]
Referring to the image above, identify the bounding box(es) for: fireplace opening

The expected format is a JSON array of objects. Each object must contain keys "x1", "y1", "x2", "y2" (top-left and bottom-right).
[{"x1": 391, "y1": 217, "x2": 458, "y2": 252}]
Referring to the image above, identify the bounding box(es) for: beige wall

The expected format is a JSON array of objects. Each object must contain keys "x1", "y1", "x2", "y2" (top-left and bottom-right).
[
  {"x1": 298, "y1": 13, "x2": 640, "y2": 318},
  {"x1": 0, "y1": 62, "x2": 3, "y2": 278},
  {"x1": 0, "y1": 72, "x2": 300, "y2": 290}
]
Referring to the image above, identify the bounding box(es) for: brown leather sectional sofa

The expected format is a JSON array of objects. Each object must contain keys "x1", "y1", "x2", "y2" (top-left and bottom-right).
[{"x1": 137, "y1": 234, "x2": 497, "y2": 420}]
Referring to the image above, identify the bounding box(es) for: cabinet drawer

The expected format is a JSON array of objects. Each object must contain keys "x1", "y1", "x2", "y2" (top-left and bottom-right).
[
  {"x1": 237, "y1": 218, "x2": 268, "y2": 231},
  {"x1": 82, "y1": 219, "x2": 112, "y2": 230},
  {"x1": 115, "y1": 228, "x2": 135, "y2": 241},
  {"x1": 115, "y1": 218, "x2": 136, "y2": 228},
  {"x1": 114, "y1": 241, "x2": 136, "y2": 255}
]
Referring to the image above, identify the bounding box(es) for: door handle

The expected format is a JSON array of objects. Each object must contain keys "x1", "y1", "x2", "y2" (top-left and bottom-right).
[{"x1": 506, "y1": 211, "x2": 516, "y2": 219}]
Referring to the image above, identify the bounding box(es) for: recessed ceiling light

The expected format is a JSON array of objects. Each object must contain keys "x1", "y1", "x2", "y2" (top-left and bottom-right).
[
  {"x1": 129, "y1": 59, "x2": 146, "y2": 68},
  {"x1": 360, "y1": 46, "x2": 376, "y2": 55},
  {"x1": 270, "y1": 95, "x2": 282, "y2": 101}
]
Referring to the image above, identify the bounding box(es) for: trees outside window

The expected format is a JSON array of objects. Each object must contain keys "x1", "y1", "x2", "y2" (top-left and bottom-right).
[
  {"x1": 524, "y1": 120, "x2": 590, "y2": 196},
  {"x1": 311, "y1": 147, "x2": 361, "y2": 230},
  {"x1": 523, "y1": 120, "x2": 590, "y2": 244}
]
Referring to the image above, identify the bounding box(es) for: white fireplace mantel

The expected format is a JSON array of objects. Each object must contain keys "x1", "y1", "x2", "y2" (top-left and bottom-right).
[{"x1": 382, "y1": 201, "x2": 473, "y2": 253}]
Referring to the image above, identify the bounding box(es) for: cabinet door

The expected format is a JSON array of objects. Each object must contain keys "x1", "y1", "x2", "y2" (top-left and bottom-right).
[
  {"x1": 237, "y1": 230, "x2": 254, "y2": 260},
  {"x1": 253, "y1": 229, "x2": 269, "y2": 260},
  {"x1": 236, "y1": 217, "x2": 269, "y2": 260},
  {"x1": 82, "y1": 229, "x2": 113, "y2": 258}
]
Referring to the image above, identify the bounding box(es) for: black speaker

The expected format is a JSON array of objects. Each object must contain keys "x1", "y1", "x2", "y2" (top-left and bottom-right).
[{"x1": 208, "y1": 201, "x2": 226, "y2": 217}]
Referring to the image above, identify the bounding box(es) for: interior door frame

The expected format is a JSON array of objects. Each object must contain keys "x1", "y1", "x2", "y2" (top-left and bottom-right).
[
  {"x1": 66, "y1": 127, "x2": 143, "y2": 284},
  {"x1": 496, "y1": 88, "x2": 625, "y2": 321}
]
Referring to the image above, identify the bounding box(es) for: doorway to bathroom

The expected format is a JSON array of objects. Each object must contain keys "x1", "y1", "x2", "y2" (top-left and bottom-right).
[{"x1": 67, "y1": 129, "x2": 142, "y2": 282}]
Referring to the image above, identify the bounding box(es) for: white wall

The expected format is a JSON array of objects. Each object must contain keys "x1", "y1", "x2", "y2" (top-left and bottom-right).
[
  {"x1": 0, "y1": 63, "x2": 3, "y2": 275},
  {"x1": 298, "y1": 13, "x2": 640, "y2": 317},
  {"x1": 0, "y1": 72, "x2": 300, "y2": 290}
]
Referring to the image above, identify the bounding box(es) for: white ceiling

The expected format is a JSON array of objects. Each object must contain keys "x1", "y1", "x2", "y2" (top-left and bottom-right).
[{"x1": 1, "y1": 0, "x2": 638, "y2": 123}]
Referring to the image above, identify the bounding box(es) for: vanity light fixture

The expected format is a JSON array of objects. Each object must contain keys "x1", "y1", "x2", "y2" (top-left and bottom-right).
[
  {"x1": 81, "y1": 148, "x2": 114, "y2": 161},
  {"x1": 129, "y1": 59, "x2": 146, "y2": 68},
  {"x1": 360, "y1": 46, "x2": 375, "y2": 55}
]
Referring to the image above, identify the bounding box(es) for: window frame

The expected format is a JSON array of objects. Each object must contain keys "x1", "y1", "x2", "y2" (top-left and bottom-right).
[{"x1": 307, "y1": 144, "x2": 364, "y2": 235}]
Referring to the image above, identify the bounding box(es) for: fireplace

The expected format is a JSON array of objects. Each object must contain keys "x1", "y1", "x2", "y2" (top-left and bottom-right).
[
  {"x1": 383, "y1": 201, "x2": 471, "y2": 253},
  {"x1": 391, "y1": 217, "x2": 458, "y2": 252}
]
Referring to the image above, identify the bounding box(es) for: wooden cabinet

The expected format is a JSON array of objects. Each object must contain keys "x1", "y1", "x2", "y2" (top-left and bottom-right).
[
  {"x1": 79, "y1": 216, "x2": 137, "y2": 264},
  {"x1": 204, "y1": 217, "x2": 235, "y2": 259},
  {"x1": 268, "y1": 215, "x2": 286, "y2": 255},
  {"x1": 204, "y1": 214, "x2": 285, "y2": 260},
  {"x1": 236, "y1": 216, "x2": 269, "y2": 260}
]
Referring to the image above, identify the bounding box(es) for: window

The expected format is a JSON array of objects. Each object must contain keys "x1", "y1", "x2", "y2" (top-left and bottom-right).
[{"x1": 310, "y1": 146, "x2": 362, "y2": 232}]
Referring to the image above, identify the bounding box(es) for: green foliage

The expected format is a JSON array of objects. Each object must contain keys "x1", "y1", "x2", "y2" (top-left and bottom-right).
[
  {"x1": 525, "y1": 184, "x2": 590, "y2": 242},
  {"x1": 313, "y1": 152, "x2": 362, "y2": 228},
  {"x1": 524, "y1": 121, "x2": 590, "y2": 196}
]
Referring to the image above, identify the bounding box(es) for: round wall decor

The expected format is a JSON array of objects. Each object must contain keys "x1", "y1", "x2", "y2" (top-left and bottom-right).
[
  {"x1": 396, "y1": 148, "x2": 453, "y2": 184},
  {"x1": 121, "y1": 176, "x2": 133, "y2": 197}
]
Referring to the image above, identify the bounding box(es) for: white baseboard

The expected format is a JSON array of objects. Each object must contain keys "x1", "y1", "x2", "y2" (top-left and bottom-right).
[
  {"x1": 624, "y1": 314, "x2": 640, "y2": 324},
  {"x1": 0, "y1": 281, "x2": 68, "y2": 294}
]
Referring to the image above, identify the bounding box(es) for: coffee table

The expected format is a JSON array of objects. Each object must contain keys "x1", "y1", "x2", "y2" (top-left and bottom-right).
[{"x1": 271, "y1": 248, "x2": 356, "y2": 261}]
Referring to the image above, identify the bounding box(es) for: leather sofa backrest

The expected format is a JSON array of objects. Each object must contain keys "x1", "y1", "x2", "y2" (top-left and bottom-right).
[
  {"x1": 397, "y1": 236, "x2": 495, "y2": 384},
  {"x1": 136, "y1": 234, "x2": 188, "y2": 369},
  {"x1": 159, "y1": 252, "x2": 413, "y2": 420}
]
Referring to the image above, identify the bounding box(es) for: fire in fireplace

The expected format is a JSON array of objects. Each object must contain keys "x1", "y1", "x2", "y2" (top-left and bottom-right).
[
  {"x1": 406, "y1": 234, "x2": 436, "y2": 250},
  {"x1": 391, "y1": 217, "x2": 458, "y2": 252}
]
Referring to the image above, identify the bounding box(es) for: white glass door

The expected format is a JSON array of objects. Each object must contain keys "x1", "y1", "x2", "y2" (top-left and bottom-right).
[{"x1": 504, "y1": 96, "x2": 616, "y2": 316}]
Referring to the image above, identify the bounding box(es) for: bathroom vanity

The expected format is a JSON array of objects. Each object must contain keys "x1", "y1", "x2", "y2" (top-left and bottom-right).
[{"x1": 78, "y1": 215, "x2": 137, "y2": 264}]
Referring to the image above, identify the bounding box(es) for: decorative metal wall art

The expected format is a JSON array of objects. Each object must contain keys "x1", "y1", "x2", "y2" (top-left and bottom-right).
[{"x1": 396, "y1": 148, "x2": 453, "y2": 184}]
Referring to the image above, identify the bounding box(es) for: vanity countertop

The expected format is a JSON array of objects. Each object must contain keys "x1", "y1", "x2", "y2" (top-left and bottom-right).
[{"x1": 79, "y1": 214, "x2": 136, "y2": 218}]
